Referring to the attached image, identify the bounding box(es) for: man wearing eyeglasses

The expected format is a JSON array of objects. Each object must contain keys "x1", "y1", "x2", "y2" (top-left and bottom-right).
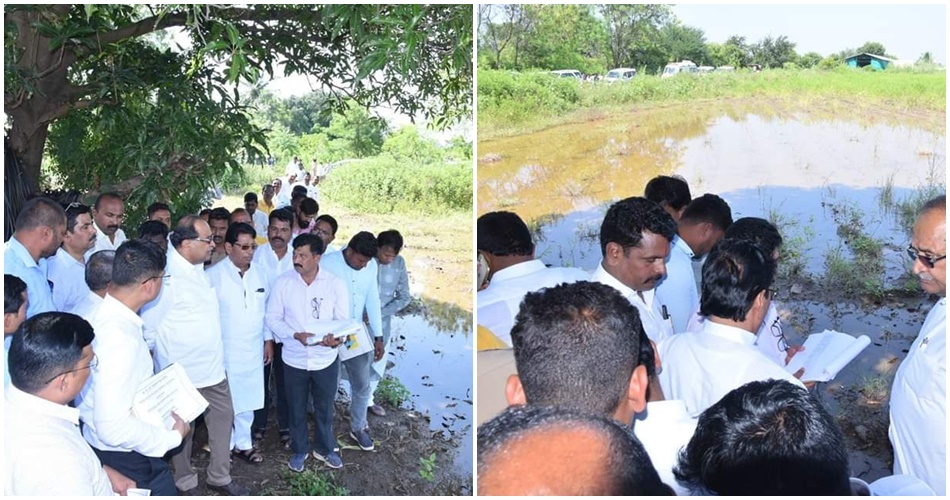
[
  {"x1": 48, "y1": 202, "x2": 97, "y2": 313},
  {"x1": 140, "y1": 215, "x2": 249, "y2": 496},
  {"x1": 657, "y1": 239, "x2": 805, "y2": 417},
  {"x1": 889, "y1": 194, "x2": 946, "y2": 495},
  {"x1": 206, "y1": 222, "x2": 271, "y2": 465},
  {"x1": 5, "y1": 312, "x2": 137, "y2": 495},
  {"x1": 84, "y1": 193, "x2": 127, "y2": 262},
  {"x1": 265, "y1": 233, "x2": 349, "y2": 472}
]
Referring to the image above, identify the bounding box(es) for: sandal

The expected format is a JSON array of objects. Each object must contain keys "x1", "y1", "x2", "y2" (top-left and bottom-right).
[
  {"x1": 252, "y1": 428, "x2": 264, "y2": 442},
  {"x1": 232, "y1": 448, "x2": 263, "y2": 464},
  {"x1": 279, "y1": 430, "x2": 292, "y2": 450}
]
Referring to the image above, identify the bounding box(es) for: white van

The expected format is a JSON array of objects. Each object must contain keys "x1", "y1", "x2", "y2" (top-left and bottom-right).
[
  {"x1": 604, "y1": 68, "x2": 637, "y2": 82},
  {"x1": 660, "y1": 60, "x2": 698, "y2": 78},
  {"x1": 550, "y1": 69, "x2": 583, "y2": 80}
]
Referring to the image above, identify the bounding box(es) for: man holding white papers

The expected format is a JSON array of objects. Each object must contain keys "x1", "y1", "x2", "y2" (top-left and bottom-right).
[
  {"x1": 266, "y1": 233, "x2": 350, "y2": 472},
  {"x1": 78, "y1": 240, "x2": 189, "y2": 496},
  {"x1": 659, "y1": 239, "x2": 804, "y2": 417},
  {"x1": 207, "y1": 222, "x2": 272, "y2": 465},
  {"x1": 889, "y1": 195, "x2": 946, "y2": 495},
  {"x1": 141, "y1": 216, "x2": 249, "y2": 496}
]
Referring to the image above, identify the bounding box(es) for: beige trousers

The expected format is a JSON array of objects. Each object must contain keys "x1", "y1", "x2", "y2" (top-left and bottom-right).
[{"x1": 171, "y1": 377, "x2": 234, "y2": 490}]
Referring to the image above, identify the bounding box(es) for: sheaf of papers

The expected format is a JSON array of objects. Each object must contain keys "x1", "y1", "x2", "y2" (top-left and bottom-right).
[
  {"x1": 784, "y1": 329, "x2": 871, "y2": 382},
  {"x1": 304, "y1": 320, "x2": 367, "y2": 344},
  {"x1": 132, "y1": 363, "x2": 209, "y2": 429}
]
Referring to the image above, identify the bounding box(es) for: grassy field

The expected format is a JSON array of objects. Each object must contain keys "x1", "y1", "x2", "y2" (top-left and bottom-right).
[
  {"x1": 214, "y1": 195, "x2": 472, "y2": 312},
  {"x1": 478, "y1": 67, "x2": 947, "y2": 139}
]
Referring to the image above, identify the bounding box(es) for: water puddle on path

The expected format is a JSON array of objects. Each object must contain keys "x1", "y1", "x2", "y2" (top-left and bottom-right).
[{"x1": 478, "y1": 98, "x2": 946, "y2": 482}]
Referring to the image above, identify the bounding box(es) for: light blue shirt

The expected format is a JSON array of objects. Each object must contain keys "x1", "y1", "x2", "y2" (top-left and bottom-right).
[
  {"x1": 4, "y1": 335, "x2": 12, "y2": 387},
  {"x1": 654, "y1": 235, "x2": 700, "y2": 333},
  {"x1": 4, "y1": 237, "x2": 55, "y2": 318},
  {"x1": 321, "y1": 248, "x2": 383, "y2": 339}
]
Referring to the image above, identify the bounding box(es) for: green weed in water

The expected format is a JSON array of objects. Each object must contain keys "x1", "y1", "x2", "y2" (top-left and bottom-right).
[
  {"x1": 419, "y1": 452, "x2": 438, "y2": 482},
  {"x1": 376, "y1": 376, "x2": 412, "y2": 408}
]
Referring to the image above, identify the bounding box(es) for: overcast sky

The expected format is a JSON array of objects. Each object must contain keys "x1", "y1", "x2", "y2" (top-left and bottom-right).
[{"x1": 672, "y1": 4, "x2": 946, "y2": 64}]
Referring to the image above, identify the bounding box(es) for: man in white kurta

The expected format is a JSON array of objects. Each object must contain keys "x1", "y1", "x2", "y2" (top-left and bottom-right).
[
  {"x1": 658, "y1": 239, "x2": 805, "y2": 417},
  {"x1": 84, "y1": 193, "x2": 127, "y2": 262},
  {"x1": 477, "y1": 211, "x2": 589, "y2": 346},
  {"x1": 48, "y1": 203, "x2": 98, "y2": 312},
  {"x1": 207, "y1": 223, "x2": 272, "y2": 461},
  {"x1": 889, "y1": 197, "x2": 946, "y2": 495}
]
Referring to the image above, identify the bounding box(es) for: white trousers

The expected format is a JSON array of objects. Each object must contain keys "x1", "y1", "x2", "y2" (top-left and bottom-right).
[{"x1": 230, "y1": 410, "x2": 254, "y2": 451}]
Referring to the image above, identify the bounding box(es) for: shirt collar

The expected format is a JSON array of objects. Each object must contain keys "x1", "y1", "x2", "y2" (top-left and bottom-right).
[
  {"x1": 55, "y1": 247, "x2": 84, "y2": 266},
  {"x1": 490, "y1": 259, "x2": 547, "y2": 283},
  {"x1": 672, "y1": 235, "x2": 695, "y2": 259},
  {"x1": 169, "y1": 246, "x2": 204, "y2": 275},
  {"x1": 5, "y1": 384, "x2": 80, "y2": 425},
  {"x1": 101, "y1": 293, "x2": 144, "y2": 328},
  {"x1": 8, "y1": 236, "x2": 39, "y2": 268},
  {"x1": 592, "y1": 261, "x2": 655, "y2": 306},
  {"x1": 636, "y1": 399, "x2": 692, "y2": 424},
  {"x1": 702, "y1": 320, "x2": 757, "y2": 346}
]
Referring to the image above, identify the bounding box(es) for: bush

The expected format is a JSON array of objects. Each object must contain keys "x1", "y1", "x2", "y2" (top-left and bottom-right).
[
  {"x1": 478, "y1": 69, "x2": 582, "y2": 125},
  {"x1": 322, "y1": 156, "x2": 471, "y2": 214}
]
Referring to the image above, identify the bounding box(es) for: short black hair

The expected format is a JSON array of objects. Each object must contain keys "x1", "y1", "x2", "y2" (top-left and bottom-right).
[
  {"x1": 15, "y1": 197, "x2": 67, "y2": 232},
  {"x1": 85, "y1": 250, "x2": 115, "y2": 293},
  {"x1": 146, "y1": 202, "x2": 171, "y2": 218},
  {"x1": 292, "y1": 233, "x2": 325, "y2": 255},
  {"x1": 208, "y1": 207, "x2": 231, "y2": 223},
  {"x1": 299, "y1": 198, "x2": 319, "y2": 216},
  {"x1": 477, "y1": 211, "x2": 534, "y2": 257},
  {"x1": 699, "y1": 239, "x2": 776, "y2": 322},
  {"x1": 8, "y1": 312, "x2": 95, "y2": 394},
  {"x1": 599, "y1": 197, "x2": 677, "y2": 256},
  {"x1": 138, "y1": 220, "x2": 169, "y2": 239},
  {"x1": 4, "y1": 275, "x2": 27, "y2": 315},
  {"x1": 244, "y1": 192, "x2": 259, "y2": 203},
  {"x1": 511, "y1": 281, "x2": 645, "y2": 417},
  {"x1": 225, "y1": 222, "x2": 256, "y2": 245},
  {"x1": 680, "y1": 194, "x2": 733, "y2": 232},
  {"x1": 644, "y1": 175, "x2": 691, "y2": 211},
  {"x1": 291, "y1": 185, "x2": 308, "y2": 198},
  {"x1": 269, "y1": 207, "x2": 294, "y2": 226},
  {"x1": 111, "y1": 239, "x2": 167, "y2": 287},
  {"x1": 169, "y1": 215, "x2": 202, "y2": 248},
  {"x1": 315, "y1": 214, "x2": 338, "y2": 235},
  {"x1": 920, "y1": 194, "x2": 946, "y2": 215},
  {"x1": 674, "y1": 380, "x2": 851, "y2": 496},
  {"x1": 723, "y1": 217, "x2": 783, "y2": 257},
  {"x1": 347, "y1": 231, "x2": 378, "y2": 258},
  {"x1": 93, "y1": 192, "x2": 122, "y2": 210},
  {"x1": 64, "y1": 202, "x2": 92, "y2": 233},
  {"x1": 377, "y1": 230, "x2": 404, "y2": 253},
  {"x1": 478, "y1": 405, "x2": 670, "y2": 496},
  {"x1": 199, "y1": 208, "x2": 212, "y2": 217}
]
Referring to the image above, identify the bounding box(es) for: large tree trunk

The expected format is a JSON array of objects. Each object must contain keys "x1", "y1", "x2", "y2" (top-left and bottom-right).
[{"x1": 6, "y1": 118, "x2": 49, "y2": 196}]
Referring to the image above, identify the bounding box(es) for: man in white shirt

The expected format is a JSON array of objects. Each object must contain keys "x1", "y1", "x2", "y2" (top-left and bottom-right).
[
  {"x1": 314, "y1": 214, "x2": 340, "y2": 254},
  {"x1": 477, "y1": 211, "x2": 589, "y2": 346},
  {"x1": 659, "y1": 240, "x2": 805, "y2": 417},
  {"x1": 6, "y1": 312, "x2": 136, "y2": 496},
  {"x1": 244, "y1": 192, "x2": 270, "y2": 244},
  {"x1": 85, "y1": 193, "x2": 127, "y2": 261},
  {"x1": 48, "y1": 202, "x2": 98, "y2": 312},
  {"x1": 71, "y1": 250, "x2": 114, "y2": 321},
  {"x1": 78, "y1": 239, "x2": 189, "y2": 496},
  {"x1": 145, "y1": 202, "x2": 173, "y2": 230},
  {"x1": 591, "y1": 197, "x2": 678, "y2": 344},
  {"x1": 501, "y1": 280, "x2": 690, "y2": 494},
  {"x1": 644, "y1": 174, "x2": 692, "y2": 223},
  {"x1": 655, "y1": 194, "x2": 732, "y2": 333},
  {"x1": 265, "y1": 233, "x2": 349, "y2": 472},
  {"x1": 889, "y1": 194, "x2": 946, "y2": 495},
  {"x1": 141, "y1": 216, "x2": 249, "y2": 496},
  {"x1": 206, "y1": 208, "x2": 231, "y2": 268},
  {"x1": 273, "y1": 178, "x2": 291, "y2": 209},
  {"x1": 674, "y1": 379, "x2": 853, "y2": 495},
  {"x1": 251, "y1": 208, "x2": 295, "y2": 447},
  {"x1": 207, "y1": 222, "x2": 272, "y2": 464},
  {"x1": 321, "y1": 232, "x2": 386, "y2": 452}
]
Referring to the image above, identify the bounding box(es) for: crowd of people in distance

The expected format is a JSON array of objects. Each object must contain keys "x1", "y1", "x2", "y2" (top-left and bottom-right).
[
  {"x1": 3, "y1": 164, "x2": 413, "y2": 496},
  {"x1": 477, "y1": 175, "x2": 946, "y2": 496}
]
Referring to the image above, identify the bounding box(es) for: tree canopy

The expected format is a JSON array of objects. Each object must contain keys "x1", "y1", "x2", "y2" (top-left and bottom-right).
[{"x1": 4, "y1": 4, "x2": 472, "y2": 217}]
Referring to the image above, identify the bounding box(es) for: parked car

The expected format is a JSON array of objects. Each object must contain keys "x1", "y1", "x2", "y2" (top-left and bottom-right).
[
  {"x1": 697, "y1": 66, "x2": 715, "y2": 73},
  {"x1": 715, "y1": 65, "x2": 736, "y2": 72},
  {"x1": 604, "y1": 68, "x2": 637, "y2": 82},
  {"x1": 550, "y1": 69, "x2": 583, "y2": 80},
  {"x1": 660, "y1": 60, "x2": 698, "y2": 78}
]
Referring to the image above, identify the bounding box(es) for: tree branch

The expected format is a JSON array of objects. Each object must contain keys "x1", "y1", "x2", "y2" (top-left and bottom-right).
[{"x1": 74, "y1": 11, "x2": 191, "y2": 56}]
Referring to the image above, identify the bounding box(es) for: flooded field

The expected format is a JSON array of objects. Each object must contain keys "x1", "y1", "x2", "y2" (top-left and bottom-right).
[{"x1": 478, "y1": 98, "x2": 946, "y2": 482}]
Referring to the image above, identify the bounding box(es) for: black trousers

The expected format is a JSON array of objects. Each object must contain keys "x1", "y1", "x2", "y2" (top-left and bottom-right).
[
  {"x1": 253, "y1": 342, "x2": 290, "y2": 433},
  {"x1": 92, "y1": 447, "x2": 177, "y2": 496}
]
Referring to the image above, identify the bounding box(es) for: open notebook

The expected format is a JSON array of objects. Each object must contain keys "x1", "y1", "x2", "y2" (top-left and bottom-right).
[{"x1": 784, "y1": 330, "x2": 871, "y2": 383}]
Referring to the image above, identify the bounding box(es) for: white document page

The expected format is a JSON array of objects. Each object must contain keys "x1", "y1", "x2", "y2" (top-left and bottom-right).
[
  {"x1": 785, "y1": 330, "x2": 871, "y2": 382},
  {"x1": 132, "y1": 363, "x2": 209, "y2": 429}
]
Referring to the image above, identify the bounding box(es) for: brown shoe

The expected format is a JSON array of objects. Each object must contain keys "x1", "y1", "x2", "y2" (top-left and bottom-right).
[
  {"x1": 368, "y1": 404, "x2": 386, "y2": 417},
  {"x1": 208, "y1": 482, "x2": 252, "y2": 496}
]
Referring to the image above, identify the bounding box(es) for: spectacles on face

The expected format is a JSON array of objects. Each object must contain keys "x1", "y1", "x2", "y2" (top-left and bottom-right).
[
  {"x1": 763, "y1": 288, "x2": 778, "y2": 300},
  {"x1": 907, "y1": 245, "x2": 946, "y2": 269},
  {"x1": 142, "y1": 273, "x2": 170, "y2": 284},
  {"x1": 190, "y1": 236, "x2": 214, "y2": 245},
  {"x1": 232, "y1": 243, "x2": 258, "y2": 252},
  {"x1": 44, "y1": 354, "x2": 99, "y2": 384},
  {"x1": 313, "y1": 227, "x2": 332, "y2": 237}
]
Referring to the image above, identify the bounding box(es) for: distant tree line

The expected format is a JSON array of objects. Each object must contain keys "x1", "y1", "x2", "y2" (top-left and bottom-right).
[{"x1": 478, "y1": 4, "x2": 932, "y2": 75}]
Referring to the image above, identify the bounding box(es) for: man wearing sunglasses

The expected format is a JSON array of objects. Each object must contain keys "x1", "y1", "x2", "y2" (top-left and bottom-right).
[{"x1": 889, "y1": 194, "x2": 946, "y2": 495}]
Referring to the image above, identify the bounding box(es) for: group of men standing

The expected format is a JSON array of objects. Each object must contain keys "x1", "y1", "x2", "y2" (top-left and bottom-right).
[
  {"x1": 3, "y1": 185, "x2": 412, "y2": 495},
  {"x1": 477, "y1": 175, "x2": 946, "y2": 496}
]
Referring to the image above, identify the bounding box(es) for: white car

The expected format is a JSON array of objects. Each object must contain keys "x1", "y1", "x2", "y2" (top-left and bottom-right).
[
  {"x1": 697, "y1": 66, "x2": 715, "y2": 73},
  {"x1": 604, "y1": 68, "x2": 637, "y2": 82},
  {"x1": 661, "y1": 60, "x2": 698, "y2": 78},
  {"x1": 550, "y1": 69, "x2": 583, "y2": 80}
]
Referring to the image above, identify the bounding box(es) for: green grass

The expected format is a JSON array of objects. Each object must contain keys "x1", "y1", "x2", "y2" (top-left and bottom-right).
[
  {"x1": 822, "y1": 202, "x2": 887, "y2": 300},
  {"x1": 376, "y1": 376, "x2": 412, "y2": 408},
  {"x1": 419, "y1": 452, "x2": 437, "y2": 482},
  {"x1": 479, "y1": 67, "x2": 947, "y2": 138},
  {"x1": 284, "y1": 471, "x2": 349, "y2": 496}
]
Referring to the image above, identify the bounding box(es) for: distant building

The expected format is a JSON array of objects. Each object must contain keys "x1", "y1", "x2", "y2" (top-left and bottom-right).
[{"x1": 844, "y1": 53, "x2": 896, "y2": 70}]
